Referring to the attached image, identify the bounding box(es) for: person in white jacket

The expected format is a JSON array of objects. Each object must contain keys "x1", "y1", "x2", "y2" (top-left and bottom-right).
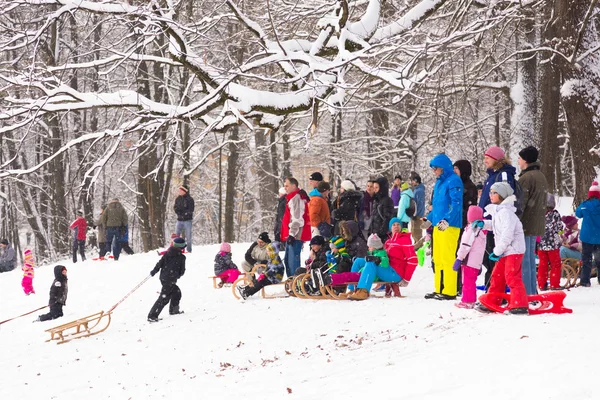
[{"x1": 472, "y1": 182, "x2": 529, "y2": 314}]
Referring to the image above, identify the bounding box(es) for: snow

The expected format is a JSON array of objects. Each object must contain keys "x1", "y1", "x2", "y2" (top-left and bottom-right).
[{"x1": 0, "y1": 240, "x2": 597, "y2": 399}]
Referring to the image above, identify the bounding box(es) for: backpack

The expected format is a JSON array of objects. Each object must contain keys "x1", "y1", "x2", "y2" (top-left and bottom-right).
[{"x1": 405, "y1": 196, "x2": 417, "y2": 219}]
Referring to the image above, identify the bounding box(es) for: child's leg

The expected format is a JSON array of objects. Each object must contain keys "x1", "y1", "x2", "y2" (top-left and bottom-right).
[
  {"x1": 348, "y1": 258, "x2": 366, "y2": 291},
  {"x1": 331, "y1": 272, "x2": 361, "y2": 285},
  {"x1": 548, "y1": 249, "x2": 562, "y2": 288},
  {"x1": 245, "y1": 278, "x2": 271, "y2": 297},
  {"x1": 22, "y1": 276, "x2": 33, "y2": 295},
  {"x1": 148, "y1": 283, "x2": 175, "y2": 319},
  {"x1": 356, "y1": 262, "x2": 378, "y2": 290},
  {"x1": 537, "y1": 250, "x2": 549, "y2": 289},
  {"x1": 487, "y1": 257, "x2": 507, "y2": 305},
  {"x1": 503, "y1": 254, "x2": 528, "y2": 309},
  {"x1": 168, "y1": 284, "x2": 182, "y2": 314},
  {"x1": 72, "y1": 240, "x2": 78, "y2": 263},
  {"x1": 580, "y1": 242, "x2": 593, "y2": 285},
  {"x1": 39, "y1": 303, "x2": 63, "y2": 321},
  {"x1": 461, "y1": 266, "x2": 478, "y2": 303},
  {"x1": 225, "y1": 269, "x2": 241, "y2": 283},
  {"x1": 78, "y1": 240, "x2": 86, "y2": 261}
]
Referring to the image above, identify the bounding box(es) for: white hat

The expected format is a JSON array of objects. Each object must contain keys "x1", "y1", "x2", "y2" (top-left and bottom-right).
[{"x1": 340, "y1": 180, "x2": 355, "y2": 191}]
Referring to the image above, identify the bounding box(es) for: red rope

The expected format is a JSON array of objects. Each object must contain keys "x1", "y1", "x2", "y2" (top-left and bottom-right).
[{"x1": 106, "y1": 275, "x2": 152, "y2": 314}]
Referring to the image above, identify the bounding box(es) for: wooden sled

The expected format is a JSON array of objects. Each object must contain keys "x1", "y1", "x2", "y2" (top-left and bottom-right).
[
  {"x1": 45, "y1": 311, "x2": 112, "y2": 345},
  {"x1": 478, "y1": 291, "x2": 573, "y2": 315},
  {"x1": 561, "y1": 258, "x2": 580, "y2": 289},
  {"x1": 232, "y1": 264, "x2": 287, "y2": 299},
  {"x1": 306, "y1": 281, "x2": 405, "y2": 300}
]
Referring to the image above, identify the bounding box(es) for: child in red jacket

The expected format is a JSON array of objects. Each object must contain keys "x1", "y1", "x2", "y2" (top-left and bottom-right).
[{"x1": 69, "y1": 210, "x2": 87, "y2": 263}]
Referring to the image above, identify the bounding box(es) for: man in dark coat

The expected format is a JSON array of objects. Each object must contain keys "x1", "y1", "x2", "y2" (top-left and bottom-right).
[
  {"x1": 274, "y1": 188, "x2": 287, "y2": 242},
  {"x1": 100, "y1": 198, "x2": 128, "y2": 261},
  {"x1": 369, "y1": 177, "x2": 395, "y2": 243},
  {"x1": 148, "y1": 238, "x2": 187, "y2": 322},
  {"x1": 38, "y1": 265, "x2": 68, "y2": 321},
  {"x1": 174, "y1": 184, "x2": 195, "y2": 253},
  {"x1": 453, "y1": 160, "x2": 478, "y2": 228}
]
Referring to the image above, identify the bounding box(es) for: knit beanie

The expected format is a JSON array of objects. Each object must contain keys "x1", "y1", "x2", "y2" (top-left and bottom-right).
[
  {"x1": 546, "y1": 193, "x2": 556, "y2": 209},
  {"x1": 453, "y1": 160, "x2": 472, "y2": 178},
  {"x1": 561, "y1": 215, "x2": 578, "y2": 228},
  {"x1": 389, "y1": 217, "x2": 402, "y2": 231},
  {"x1": 173, "y1": 237, "x2": 186, "y2": 248},
  {"x1": 367, "y1": 233, "x2": 383, "y2": 249},
  {"x1": 484, "y1": 146, "x2": 505, "y2": 161},
  {"x1": 258, "y1": 232, "x2": 271, "y2": 243},
  {"x1": 400, "y1": 182, "x2": 410, "y2": 191},
  {"x1": 588, "y1": 181, "x2": 600, "y2": 200},
  {"x1": 76, "y1": 209, "x2": 84, "y2": 216},
  {"x1": 330, "y1": 235, "x2": 346, "y2": 249},
  {"x1": 518, "y1": 146, "x2": 539, "y2": 164},
  {"x1": 0, "y1": 239, "x2": 8, "y2": 245},
  {"x1": 219, "y1": 242, "x2": 231, "y2": 253},
  {"x1": 310, "y1": 235, "x2": 325, "y2": 246},
  {"x1": 490, "y1": 182, "x2": 513, "y2": 200},
  {"x1": 467, "y1": 206, "x2": 484, "y2": 223},
  {"x1": 340, "y1": 180, "x2": 355, "y2": 191}
]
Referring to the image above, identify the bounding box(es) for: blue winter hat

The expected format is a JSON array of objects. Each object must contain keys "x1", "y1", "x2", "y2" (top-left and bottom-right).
[
  {"x1": 389, "y1": 217, "x2": 402, "y2": 231},
  {"x1": 173, "y1": 237, "x2": 186, "y2": 248}
]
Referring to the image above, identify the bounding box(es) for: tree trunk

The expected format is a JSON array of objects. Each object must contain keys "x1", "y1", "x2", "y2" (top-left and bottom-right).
[{"x1": 224, "y1": 126, "x2": 240, "y2": 242}]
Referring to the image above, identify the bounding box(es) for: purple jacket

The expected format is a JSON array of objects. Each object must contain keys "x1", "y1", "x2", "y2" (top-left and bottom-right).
[
  {"x1": 456, "y1": 225, "x2": 487, "y2": 269},
  {"x1": 391, "y1": 187, "x2": 401, "y2": 207}
]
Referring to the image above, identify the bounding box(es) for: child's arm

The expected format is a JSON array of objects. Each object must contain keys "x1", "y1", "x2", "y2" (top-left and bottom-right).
[{"x1": 455, "y1": 228, "x2": 474, "y2": 261}]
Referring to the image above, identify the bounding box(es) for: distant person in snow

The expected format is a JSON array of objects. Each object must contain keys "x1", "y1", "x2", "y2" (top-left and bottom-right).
[
  {"x1": 70, "y1": 210, "x2": 87, "y2": 263},
  {"x1": 575, "y1": 181, "x2": 600, "y2": 287},
  {"x1": 37, "y1": 265, "x2": 68, "y2": 322},
  {"x1": 213, "y1": 242, "x2": 241, "y2": 288},
  {"x1": 0, "y1": 238, "x2": 16, "y2": 272},
  {"x1": 148, "y1": 238, "x2": 186, "y2": 322},
  {"x1": 174, "y1": 184, "x2": 195, "y2": 253},
  {"x1": 22, "y1": 249, "x2": 35, "y2": 295},
  {"x1": 101, "y1": 198, "x2": 128, "y2": 261},
  {"x1": 94, "y1": 204, "x2": 108, "y2": 260}
]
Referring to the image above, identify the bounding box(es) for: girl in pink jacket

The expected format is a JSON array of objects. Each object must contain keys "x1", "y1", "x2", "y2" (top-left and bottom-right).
[{"x1": 453, "y1": 206, "x2": 487, "y2": 309}]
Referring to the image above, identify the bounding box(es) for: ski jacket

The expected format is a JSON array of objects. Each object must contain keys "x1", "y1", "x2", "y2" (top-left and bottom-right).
[
  {"x1": 280, "y1": 189, "x2": 311, "y2": 242},
  {"x1": 391, "y1": 186, "x2": 401, "y2": 207},
  {"x1": 214, "y1": 252, "x2": 238, "y2": 276},
  {"x1": 151, "y1": 246, "x2": 186, "y2": 284},
  {"x1": 370, "y1": 177, "x2": 395, "y2": 240},
  {"x1": 23, "y1": 249, "x2": 35, "y2": 278},
  {"x1": 518, "y1": 162, "x2": 548, "y2": 236},
  {"x1": 174, "y1": 193, "x2": 195, "y2": 221},
  {"x1": 101, "y1": 200, "x2": 128, "y2": 228},
  {"x1": 576, "y1": 198, "x2": 600, "y2": 244},
  {"x1": 332, "y1": 190, "x2": 362, "y2": 225},
  {"x1": 396, "y1": 188, "x2": 415, "y2": 223},
  {"x1": 456, "y1": 225, "x2": 487, "y2": 269},
  {"x1": 539, "y1": 209, "x2": 562, "y2": 251},
  {"x1": 307, "y1": 246, "x2": 329, "y2": 270},
  {"x1": 429, "y1": 154, "x2": 464, "y2": 228},
  {"x1": 384, "y1": 232, "x2": 418, "y2": 281},
  {"x1": 309, "y1": 194, "x2": 331, "y2": 227},
  {"x1": 479, "y1": 163, "x2": 517, "y2": 210},
  {"x1": 264, "y1": 243, "x2": 284, "y2": 284},
  {"x1": 412, "y1": 184, "x2": 426, "y2": 218},
  {"x1": 483, "y1": 195, "x2": 526, "y2": 256},
  {"x1": 48, "y1": 265, "x2": 68, "y2": 306},
  {"x1": 70, "y1": 217, "x2": 87, "y2": 241},
  {"x1": 244, "y1": 242, "x2": 269, "y2": 266}
]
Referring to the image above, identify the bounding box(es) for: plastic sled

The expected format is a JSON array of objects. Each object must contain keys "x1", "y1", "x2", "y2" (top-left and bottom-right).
[{"x1": 478, "y1": 291, "x2": 572, "y2": 315}]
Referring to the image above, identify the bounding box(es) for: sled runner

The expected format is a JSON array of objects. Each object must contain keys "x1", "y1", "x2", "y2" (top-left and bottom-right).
[
  {"x1": 478, "y1": 290, "x2": 572, "y2": 315},
  {"x1": 560, "y1": 258, "x2": 580, "y2": 289}
]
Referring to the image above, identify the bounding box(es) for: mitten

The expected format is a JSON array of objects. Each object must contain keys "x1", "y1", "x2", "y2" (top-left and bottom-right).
[
  {"x1": 488, "y1": 253, "x2": 501, "y2": 262},
  {"x1": 452, "y1": 259, "x2": 462, "y2": 272},
  {"x1": 437, "y1": 220, "x2": 449, "y2": 231},
  {"x1": 471, "y1": 220, "x2": 484, "y2": 229},
  {"x1": 286, "y1": 236, "x2": 295, "y2": 245},
  {"x1": 150, "y1": 269, "x2": 156, "y2": 277},
  {"x1": 373, "y1": 256, "x2": 382, "y2": 266}
]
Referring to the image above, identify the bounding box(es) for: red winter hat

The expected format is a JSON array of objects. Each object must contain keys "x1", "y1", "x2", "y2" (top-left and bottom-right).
[
  {"x1": 467, "y1": 206, "x2": 484, "y2": 223},
  {"x1": 484, "y1": 146, "x2": 505, "y2": 161},
  {"x1": 589, "y1": 181, "x2": 600, "y2": 200}
]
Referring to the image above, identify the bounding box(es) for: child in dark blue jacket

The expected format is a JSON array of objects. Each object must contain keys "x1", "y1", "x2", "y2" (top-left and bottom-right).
[{"x1": 37, "y1": 265, "x2": 68, "y2": 321}]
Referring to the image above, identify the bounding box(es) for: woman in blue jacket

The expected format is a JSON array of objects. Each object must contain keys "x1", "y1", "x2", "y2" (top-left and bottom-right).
[{"x1": 575, "y1": 181, "x2": 600, "y2": 287}]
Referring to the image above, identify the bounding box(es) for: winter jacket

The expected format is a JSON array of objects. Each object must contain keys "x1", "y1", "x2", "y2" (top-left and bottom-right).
[
  {"x1": 151, "y1": 246, "x2": 186, "y2": 284},
  {"x1": 244, "y1": 242, "x2": 269, "y2": 266},
  {"x1": 358, "y1": 191, "x2": 374, "y2": 231},
  {"x1": 396, "y1": 188, "x2": 415, "y2": 223},
  {"x1": 23, "y1": 250, "x2": 34, "y2": 278},
  {"x1": 332, "y1": 190, "x2": 362, "y2": 226},
  {"x1": 412, "y1": 184, "x2": 426, "y2": 218},
  {"x1": 429, "y1": 154, "x2": 464, "y2": 227},
  {"x1": 95, "y1": 214, "x2": 106, "y2": 243},
  {"x1": 48, "y1": 265, "x2": 68, "y2": 306},
  {"x1": 0, "y1": 244, "x2": 16, "y2": 265},
  {"x1": 456, "y1": 225, "x2": 487, "y2": 269},
  {"x1": 307, "y1": 246, "x2": 329, "y2": 270},
  {"x1": 461, "y1": 180, "x2": 478, "y2": 228},
  {"x1": 479, "y1": 163, "x2": 517, "y2": 210},
  {"x1": 70, "y1": 217, "x2": 87, "y2": 241},
  {"x1": 264, "y1": 242, "x2": 284, "y2": 284},
  {"x1": 482, "y1": 195, "x2": 526, "y2": 256},
  {"x1": 576, "y1": 198, "x2": 600, "y2": 244},
  {"x1": 274, "y1": 195, "x2": 287, "y2": 242},
  {"x1": 281, "y1": 189, "x2": 311, "y2": 242},
  {"x1": 370, "y1": 177, "x2": 395, "y2": 240},
  {"x1": 309, "y1": 193, "x2": 331, "y2": 227},
  {"x1": 539, "y1": 210, "x2": 562, "y2": 251},
  {"x1": 561, "y1": 227, "x2": 581, "y2": 252},
  {"x1": 391, "y1": 186, "x2": 401, "y2": 207},
  {"x1": 384, "y1": 232, "x2": 418, "y2": 281},
  {"x1": 518, "y1": 162, "x2": 548, "y2": 236},
  {"x1": 174, "y1": 193, "x2": 195, "y2": 221},
  {"x1": 368, "y1": 248, "x2": 390, "y2": 268},
  {"x1": 214, "y1": 252, "x2": 239, "y2": 276},
  {"x1": 340, "y1": 220, "x2": 368, "y2": 259},
  {"x1": 101, "y1": 200, "x2": 128, "y2": 228}
]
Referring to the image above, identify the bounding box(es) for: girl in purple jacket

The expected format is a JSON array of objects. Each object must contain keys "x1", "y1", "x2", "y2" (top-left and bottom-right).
[{"x1": 453, "y1": 206, "x2": 487, "y2": 309}]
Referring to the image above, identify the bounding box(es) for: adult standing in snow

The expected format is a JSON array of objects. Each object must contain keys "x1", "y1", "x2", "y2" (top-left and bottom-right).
[
  {"x1": 391, "y1": 175, "x2": 403, "y2": 211},
  {"x1": 0, "y1": 239, "x2": 16, "y2": 272},
  {"x1": 148, "y1": 237, "x2": 186, "y2": 322},
  {"x1": 517, "y1": 146, "x2": 548, "y2": 295},
  {"x1": 280, "y1": 177, "x2": 311, "y2": 278},
  {"x1": 95, "y1": 204, "x2": 108, "y2": 260},
  {"x1": 410, "y1": 172, "x2": 426, "y2": 247},
  {"x1": 69, "y1": 210, "x2": 87, "y2": 263},
  {"x1": 479, "y1": 146, "x2": 517, "y2": 287},
  {"x1": 369, "y1": 177, "x2": 395, "y2": 243},
  {"x1": 331, "y1": 180, "x2": 362, "y2": 234},
  {"x1": 101, "y1": 198, "x2": 128, "y2": 261},
  {"x1": 425, "y1": 154, "x2": 464, "y2": 300},
  {"x1": 358, "y1": 180, "x2": 376, "y2": 239},
  {"x1": 174, "y1": 184, "x2": 194, "y2": 253},
  {"x1": 309, "y1": 181, "x2": 332, "y2": 238},
  {"x1": 575, "y1": 181, "x2": 600, "y2": 287},
  {"x1": 274, "y1": 187, "x2": 287, "y2": 242}
]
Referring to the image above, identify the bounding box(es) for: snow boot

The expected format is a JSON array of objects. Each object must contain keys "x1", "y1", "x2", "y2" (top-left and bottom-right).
[
  {"x1": 434, "y1": 293, "x2": 456, "y2": 301},
  {"x1": 147, "y1": 316, "x2": 160, "y2": 323},
  {"x1": 506, "y1": 307, "x2": 529, "y2": 315},
  {"x1": 237, "y1": 285, "x2": 249, "y2": 300},
  {"x1": 424, "y1": 292, "x2": 439, "y2": 299},
  {"x1": 348, "y1": 288, "x2": 369, "y2": 301}
]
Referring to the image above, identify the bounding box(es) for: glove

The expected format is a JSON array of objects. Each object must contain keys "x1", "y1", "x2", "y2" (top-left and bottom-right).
[
  {"x1": 286, "y1": 236, "x2": 295, "y2": 245},
  {"x1": 150, "y1": 269, "x2": 156, "y2": 277},
  {"x1": 471, "y1": 220, "x2": 484, "y2": 229},
  {"x1": 365, "y1": 255, "x2": 375, "y2": 263},
  {"x1": 452, "y1": 259, "x2": 462, "y2": 272},
  {"x1": 437, "y1": 220, "x2": 449, "y2": 231},
  {"x1": 398, "y1": 279, "x2": 409, "y2": 287},
  {"x1": 373, "y1": 256, "x2": 381, "y2": 266},
  {"x1": 488, "y1": 253, "x2": 501, "y2": 262}
]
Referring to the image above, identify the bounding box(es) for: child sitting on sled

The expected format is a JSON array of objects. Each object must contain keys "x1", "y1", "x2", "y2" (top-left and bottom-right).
[
  {"x1": 214, "y1": 242, "x2": 241, "y2": 288},
  {"x1": 471, "y1": 182, "x2": 528, "y2": 314},
  {"x1": 237, "y1": 242, "x2": 284, "y2": 300},
  {"x1": 22, "y1": 249, "x2": 35, "y2": 295},
  {"x1": 37, "y1": 265, "x2": 68, "y2": 321}
]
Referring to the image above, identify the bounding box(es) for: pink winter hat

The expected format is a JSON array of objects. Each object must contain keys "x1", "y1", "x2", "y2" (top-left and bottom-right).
[
  {"x1": 467, "y1": 206, "x2": 484, "y2": 223},
  {"x1": 589, "y1": 181, "x2": 600, "y2": 200},
  {"x1": 484, "y1": 146, "x2": 505, "y2": 161},
  {"x1": 220, "y1": 242, "x2": 232, "y2": 253}
]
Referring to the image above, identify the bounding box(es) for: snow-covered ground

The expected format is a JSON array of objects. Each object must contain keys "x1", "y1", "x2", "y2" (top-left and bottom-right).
[{"x1": 0, "y1": 242, "x2": 597, "y2": 400}]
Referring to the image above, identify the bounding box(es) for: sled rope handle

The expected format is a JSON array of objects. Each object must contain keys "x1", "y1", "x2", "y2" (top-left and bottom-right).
[
  {"x1": 0, "y1": 305, "x2": 48, "y2": 325},
  {"x1": 107, "y1": 275, "x2": 152, "y2": 314}
]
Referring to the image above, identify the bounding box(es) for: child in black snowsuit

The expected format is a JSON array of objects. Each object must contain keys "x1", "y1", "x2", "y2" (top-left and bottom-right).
[
  {"x1": 38, "y1": 265, "x2": 68, "y2": 321},
  {"x1": 147, "y1": 238, "x2": 186, "y2": 322}
]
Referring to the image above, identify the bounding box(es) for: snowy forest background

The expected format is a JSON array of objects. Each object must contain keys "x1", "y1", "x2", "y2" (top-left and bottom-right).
[{"x1": 0, "y1": 0, "x2": 599, "y2": 263}]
